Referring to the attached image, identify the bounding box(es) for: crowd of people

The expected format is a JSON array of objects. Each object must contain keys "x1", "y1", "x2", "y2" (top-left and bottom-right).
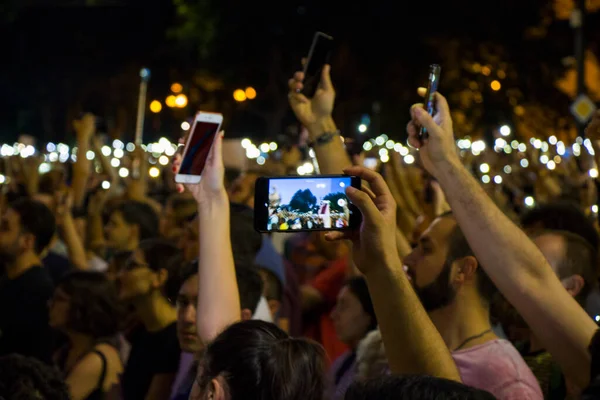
[{"x1": 2, "y1": 60, "x2": 600, "y2": 400}]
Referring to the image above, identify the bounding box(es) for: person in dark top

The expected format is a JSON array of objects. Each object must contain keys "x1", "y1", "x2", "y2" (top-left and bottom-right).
[
  {"x1": 118, "y1": 239, "x2": 182, "y2": 400},
  {"x1": 0, "y1": 354, "x2": 70, "y2": 400},
  {"x1": 43, "y1": 251, "x2": 72, "y2": 285},
  {"x1": 0, "y1": 199, "x2": 56, "y2": 364},
  {"x1": 50, "y1": 271, "x2": 123, "y2": 400}
]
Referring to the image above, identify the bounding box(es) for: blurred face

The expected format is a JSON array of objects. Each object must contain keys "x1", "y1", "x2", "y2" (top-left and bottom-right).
[
  {"x1": 179, "y1": 217, "x2": 199, "y2": 263},
  {"x1": 404, "y1": 217, "x2": 458, "y2": 312},
  {"x1": 331, "y1": 286, "x2": 373, "y2": 348},
  {"x1": 0, "y1": 209, "x2": 27, "y2": 261},
  {"x1": 228, "y1": 173, "x2": 257, "y2": 208},
  {"x1": 176, "y1": 274, "x2": 203, "y2": 353},
  {"x1": 116, "y1": 249, "x2": 160, "y2": 301},
  {"x1": 48, "y1": 287, "x2": 71, "y2": 331},
  {"x1": 105, "y1": 211, "x2": 136, "y2": 252}
]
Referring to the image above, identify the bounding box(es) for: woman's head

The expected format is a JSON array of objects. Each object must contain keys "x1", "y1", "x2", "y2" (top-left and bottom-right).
[
  {"x1": 331, "y1": 277, "x2": 377, "y2": 349},
  {"x1": 192, "y1": 320, "x2": 326, "y2": 400},
  {"x1": 49, "y1": 271, "x2": 121, "y2": 338},
  {"x1": 117, "y1": 239, "x2": 182, "y2": 302}
]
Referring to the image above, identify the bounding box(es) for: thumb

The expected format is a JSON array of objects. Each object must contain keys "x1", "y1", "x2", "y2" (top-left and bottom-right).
[
  {"x1": 320, "y1": 64, "x2": 334, "y2": 91},
  {"x1": 208, "y1": 130, "x2": 225, "y2": 168},
  {"x1": 346, "y1": 186, "x2": 379, "y2": 224},
  {"x1": 414, "y1": 107, "x2": 441, "y2": 137}
]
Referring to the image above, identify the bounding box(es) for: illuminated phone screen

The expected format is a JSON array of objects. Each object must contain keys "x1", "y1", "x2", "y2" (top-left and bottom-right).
[
  {"x1": 179, "y1": 121, "x2": 220, "y2": 176},
  {"x1": 266, "y1": 176, "x2": 352, "y2": 231}
]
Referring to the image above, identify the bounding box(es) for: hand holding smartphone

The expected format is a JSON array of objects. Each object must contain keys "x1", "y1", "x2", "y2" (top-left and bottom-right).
[
  {"x1": 419, "y1": 64, "x2": 441, "y2": 140},
  {"x1": 175, "y1": 112, "x2": 223, "y2": 184},
  {"x1": 253, "y1": 175, "x2": 361, "y2": 232},
  {"x1": 302, "y1": 32, "x2": 334, "y2": 98}
]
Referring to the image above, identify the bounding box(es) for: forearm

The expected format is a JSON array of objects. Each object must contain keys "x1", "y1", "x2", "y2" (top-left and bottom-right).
[
  {"x1": 307, "y1": 117, "x2": 352, "y2": 174},
  {"x1": 60, "y1": 215, "x2": 89, "y2": 270},
  {"x1": 197, "y1": 193, "x2": 241, "y2": 342},
  {"x1": 73, "y1": 137, "x2": 91, "y2": 207},
  {"x1": 87, "y1": 214, "x2": 105, "y2": 253},
  {"x1": 364, "y1": 256, "x2": 461, "y2": 381},
  {"x1": 435, "y1": 158, "x2": 596, "y2": 387}
]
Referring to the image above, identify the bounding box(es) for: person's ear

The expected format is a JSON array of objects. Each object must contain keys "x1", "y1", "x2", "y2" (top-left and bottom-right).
[
  {"x1": 241, "y1": 308, "x2": 253, "y2": 321},
  {"x1": 209, "y1": 377, "x2": 226, "y2": 400},
  {"x1": 153, "y1": 269, "x2": 169, "y2": 289},
  {"x1": 21, "y1": 232, "x2": 37, "y2": 254},
  {"x1": 268, "y1": 300, "x2": 281, "y2": 318},
  {"x1": 561, "y1": 274, "x2": 585, "y2": 298},
  {"x1": 455, "y1": 256, "x2": 478, "y2": 285}
]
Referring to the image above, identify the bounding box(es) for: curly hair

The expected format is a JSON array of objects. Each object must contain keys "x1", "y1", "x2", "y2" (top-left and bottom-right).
[
  {"x1": 58, "y1": 271, "x2": 122, "y2": 338},
  {"x1": 0, "y1": 354, "x2": 70, "y2": 400}
]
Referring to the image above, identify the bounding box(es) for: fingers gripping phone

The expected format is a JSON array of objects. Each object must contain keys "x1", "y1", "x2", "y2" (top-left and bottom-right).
[
  {"x1": 302, "y1": 32, "x2": 334, "y2": 98},
  {"x1": 254, "y1": 175, "x2": 362, "y2": 233},
  {"x1": 175, "y1": 112, "x2": 223, "y2": 184},
  {"x1": 420, "y1": 64, "x2": 441, "y2": 140}
]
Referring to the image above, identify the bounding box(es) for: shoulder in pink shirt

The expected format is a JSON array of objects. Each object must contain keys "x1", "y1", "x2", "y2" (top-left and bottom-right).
[{"x1": 452, "y1": 339, "x2": 543, "y2": 400}]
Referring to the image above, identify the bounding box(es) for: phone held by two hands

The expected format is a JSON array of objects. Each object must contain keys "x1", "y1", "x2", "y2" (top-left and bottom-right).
[
  {"x1": 175, "y1": 111, "x2": 223, "y2": 184},
  {"x1": 254, "y1": 175, "x2": 362, "y2": 233},
  {"x1": 419, "y1": 64, "x2": 442, "y2": 140},
  {"x1": 302, "y1": 32, "x2": 334, "y2": 98}
]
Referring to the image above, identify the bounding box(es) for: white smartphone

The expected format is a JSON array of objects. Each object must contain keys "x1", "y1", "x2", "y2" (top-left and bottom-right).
[{"x1": 175, "y1": 111, "x2": 223, "y2": 184}]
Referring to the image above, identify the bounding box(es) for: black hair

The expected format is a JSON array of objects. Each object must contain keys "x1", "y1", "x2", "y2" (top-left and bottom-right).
[
  {"x1": 521, "y1": 201, "x2": 599, "y2": 252},
  {"x1": 164, "y1": 194, "x2": 197, "y2": 226},
  {"x1": 138, "y1": 239, "x2": 183, "y2": 301},
  {"x1": 0, "y1": 354, "x2": 70, "y2": 400},
  {"x1": 235, "y1": 266, "x2": 263, "y2": 314},
  {"x1": 440, "y1": 212, "x2": 497, "y2": 305},
  {"x1": 198, "y1": 320, "x2": 326, "y2": 400},
  {"x1": 258, "y1": 266, "x2": 283, "y2": 302},
  {"x1": 345, "y1": 375, "x2": 496, "y2": 400},
  {"x1": 10, "y1": 198, "x2": 56, "y2": 255},
  {"x1": 167, "y1": 260, "x2": 198, "y2": 302},
  {"x1": 346, "y1": 276, "x2": 377, "y2": 331},
  {"x1": 113, "y1": 200, "x2": 159, "y2": 242},
  {"x1": 230, "y1": 203, "x2": 263, "y2": 266},
  {"x1": 58, "y1": 271, "x2": 122, "y2": 338}
]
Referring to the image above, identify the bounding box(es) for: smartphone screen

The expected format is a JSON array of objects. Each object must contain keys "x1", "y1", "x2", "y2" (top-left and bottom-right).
[
  {"x1": 254, "y1": 175, "x2": 361, "y2": 232},
  {"x1": 420, "y1": 64, "x2": 441, "y2": 139},
  {"x1": 302, "y1": 32, "x2": 334, "y2": 98},
  {"x1": 179, "y1": 120, "x2": 220, "y2": 176}
]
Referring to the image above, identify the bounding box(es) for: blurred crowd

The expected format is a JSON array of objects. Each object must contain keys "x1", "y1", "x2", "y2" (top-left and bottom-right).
[{"x1": 2, "y1": 62, "x2": 600, "y2": 400}]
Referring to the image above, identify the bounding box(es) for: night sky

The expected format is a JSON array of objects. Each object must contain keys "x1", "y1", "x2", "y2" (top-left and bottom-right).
[{"x1": 0, "y1": 0, "x2": 597, "y2": 145}]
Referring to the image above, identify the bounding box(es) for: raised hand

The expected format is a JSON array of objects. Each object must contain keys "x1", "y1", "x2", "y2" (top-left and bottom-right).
[
  {"x1": 73, "y1": 113, "x2": 96, "y2": 141},
  {"x1": 288, "y1": 64, "x2": 335, "y2": 130},
  {"x1": 325, "y1": 166, "x2": 397, "y2": 274},
  {"x1": 406, "y1": 91, "x2": 459, "y2": 177}
]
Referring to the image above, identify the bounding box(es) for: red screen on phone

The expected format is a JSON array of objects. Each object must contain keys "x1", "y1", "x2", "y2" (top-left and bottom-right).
[{"x1": 179, "y1": 121, "x2": 220, "y2": 176}]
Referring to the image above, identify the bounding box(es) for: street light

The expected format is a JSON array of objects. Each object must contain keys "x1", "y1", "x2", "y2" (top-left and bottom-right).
[
  {"x1": 175, "y1": 94, "x2": 188, "y2": 108},
  {"x1": 171, "y1": 83, "x2": 183, "y2": 93},
  {"x1": 149, "y1": 100, "x2": 162, "y2": 113},
  {"x1": 245, "y1": 87, "x2": 257, "y2": 100},
  {"x1": 233, "y1": 89, "x2": 246, "y2": 102}
]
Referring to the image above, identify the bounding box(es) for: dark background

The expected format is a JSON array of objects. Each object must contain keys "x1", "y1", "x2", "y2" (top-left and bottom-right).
[{"x1": 0, "y1": 0, "x2": 598, "y2": 147}]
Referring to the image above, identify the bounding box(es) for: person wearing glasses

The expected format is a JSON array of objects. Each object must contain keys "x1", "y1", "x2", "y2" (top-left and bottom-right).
[{"x1": 117, "y1": 239, "x2": 182, "y2": 400}]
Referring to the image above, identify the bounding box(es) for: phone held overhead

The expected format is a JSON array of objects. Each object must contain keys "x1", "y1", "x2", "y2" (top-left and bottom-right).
[
  {"x1": 253, "y1": 175, "x2": 362, "y2": 233},
  {"x1": 175, "y1": 112, "x2": 223, "y2": 184},
  {"x1": 419, "y1": 64, "x2": 441, "y2": 140},
  {"x1": 301, "y1": 32, "x2": 334, "y2": 98}
]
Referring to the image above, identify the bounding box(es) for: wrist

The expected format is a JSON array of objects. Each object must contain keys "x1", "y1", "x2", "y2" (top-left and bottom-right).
[
  {"x1": 431, "y1": 155, "x2": 462, "y2": 180},
  {"x1": 307, "y1": 116, "x2": 337, "y2": 139}
]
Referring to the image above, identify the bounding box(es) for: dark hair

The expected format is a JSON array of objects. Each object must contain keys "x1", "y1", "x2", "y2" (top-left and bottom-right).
[
  {"x1": 534, "y1": 230, "x2": 598, "y2": 305},
  {"x1": 230, "y1": 203, "x2": 263, "y2": 266},
  {"x1": 440, "y1": 213, "x2": 497, "y2": 305},
  {"x1": 198, "y1": 320, "x2": 326, "y2": 400},
  {"x1": 58, "y1": 271, "x2": 122, "y2": 338},
  {"x1": 0, "y1": 354, "x2": 70, "y2": 400},
  {"x1": 235, "y1": 266, "x2": 263, "y2": 314},
  {"x1": 258, "y1": 266, "x2": 283, "y2": 302},
  {"x1": 345, "y1": 375, "x2": 496, "y2": 400},
  {"x1": 113, "y1": 200, "x2": 159, "y2": 242},
  {"x1": 521, "y1": 201, "x2": 599, "y2": 252},
  {"x1": 168, "y1": 260, "x2": 198, "y2": 302},
  {"x1": 11, "y1": 199, "x2": 56, "y2": 254},
  {"x1": 138, "y1": 239, "x2": 183, "y2": 301},
  {"x1": 346, "y1": 276, "x2": 377, "y2": 331},
  {"x1": 165, "y1": 194, "x2": 197, "y2": 227}
]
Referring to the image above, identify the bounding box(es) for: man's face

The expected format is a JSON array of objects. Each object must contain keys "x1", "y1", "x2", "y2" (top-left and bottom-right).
[
  {"x1": 404, "y1": 217, "x2": 458, "y2": 312},
  {"x1": 176, "y1": 274, "x2": 203, "y2": 354},
  {"x1": 0, "y1": 209, "x2": 25, "y2": 261},
  {"x1": 105, "y1": 211, "x2": 135, "y2": 252}
]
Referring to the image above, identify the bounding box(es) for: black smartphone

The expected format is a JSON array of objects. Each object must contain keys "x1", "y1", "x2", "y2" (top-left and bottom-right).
[
  {"x1": 420, "y1": 64, "x2": 441, "y2": 140},
  {"x1": 254, "y1": 175, "x2": 362, "y2": 233},
  {"x1": 302, "y1": 32, "x2": 334, "y2": 98}
]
